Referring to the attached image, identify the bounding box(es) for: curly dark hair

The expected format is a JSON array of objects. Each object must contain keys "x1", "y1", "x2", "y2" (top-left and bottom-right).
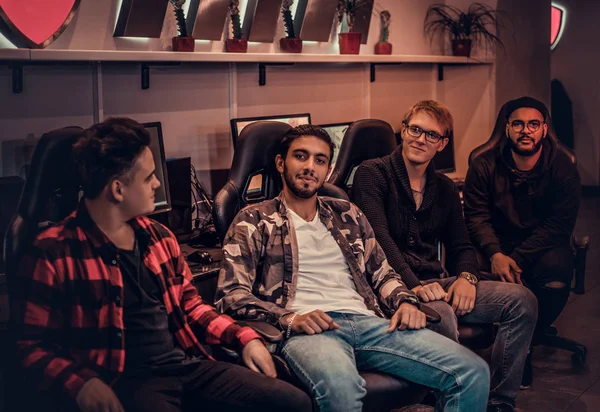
[
  {"x1": 73, "y1": 118, "x2": 150, "y2": 199},
  {"x1": 278, "y1": 124, "x2": 336, "y2": 165}
]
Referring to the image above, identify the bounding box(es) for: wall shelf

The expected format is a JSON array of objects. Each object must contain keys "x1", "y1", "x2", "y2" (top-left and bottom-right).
[{"x1": 0, "y1": 48, "x2": 492, "y2": 91}]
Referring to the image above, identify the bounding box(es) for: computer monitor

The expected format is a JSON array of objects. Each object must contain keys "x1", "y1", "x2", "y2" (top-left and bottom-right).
[
  {"x1": 394, "y1": 132, "x2": 456, "y2": 174},
  {"x1": 230, "y1": 113, "x2": 311, "y2": 146},
  {"x1": 142, "y1": 122, "x2": 171, "y2": 215},
  {"x1": 319, "y1": 122, "x2": 353, "y2": 167}
]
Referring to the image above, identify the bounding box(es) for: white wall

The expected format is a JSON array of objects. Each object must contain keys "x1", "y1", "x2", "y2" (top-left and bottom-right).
[
  {"x1": 550, "y1": 0, "x2": 600, "y2": 186},
  {"x1": 0, "y1": 0, "x2": 535, "y2": 193},
  {"x1": 495, "y1": 0, "x2": 552, "y2": 108}
]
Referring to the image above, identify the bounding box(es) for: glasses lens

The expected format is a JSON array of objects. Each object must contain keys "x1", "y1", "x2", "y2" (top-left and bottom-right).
[
  {"x1": 407, "y1": 125, "x2": 422, "y2": 138},
  {"x1": 511, "y1": 121, "x2": 524, "y2": 132},
  {"x1": 424, "y1": 131, "x2": 442, "y2": 143},
  {"x1": 527, "y1": 121, "x2": 541, "y2": 131}
]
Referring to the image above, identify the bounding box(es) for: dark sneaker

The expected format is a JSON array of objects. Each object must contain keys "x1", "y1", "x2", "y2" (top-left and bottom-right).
[{"x1": 520, "y1": 348, "x2": 533, "y2": 390}]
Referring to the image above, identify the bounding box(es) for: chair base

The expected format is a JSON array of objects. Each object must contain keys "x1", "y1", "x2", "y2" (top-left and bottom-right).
[{"x1": 537, "y1": 327, "x2": 587, "y2": 367}]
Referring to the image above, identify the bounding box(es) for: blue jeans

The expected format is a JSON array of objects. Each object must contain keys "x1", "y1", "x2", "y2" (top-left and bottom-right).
[
  {"x1": 278, "y1": 312, "x2": 490, "y2": 412},
  {"x1": 423, "y1": 278, "x2": 538, "y2": 406}
]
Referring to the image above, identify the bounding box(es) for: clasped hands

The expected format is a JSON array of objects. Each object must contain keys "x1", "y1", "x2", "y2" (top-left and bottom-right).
[{"x1": 412, "y1": 277, "x2": 476, "y2": 317}]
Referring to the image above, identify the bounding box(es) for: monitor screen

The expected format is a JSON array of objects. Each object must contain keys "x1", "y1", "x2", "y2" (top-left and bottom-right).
[
  {"x1": 230, "y1": 113, "x2": 311, "y2": 146},
  {"x1": 319, "y1": 122, "x2": 352, "y2": 167},
  {"x1": 394, "y1": 131, "x2": 456, "y2": 174},
  {"x1": 142, "y1": 122, "x2": 171, "y2": 215}
]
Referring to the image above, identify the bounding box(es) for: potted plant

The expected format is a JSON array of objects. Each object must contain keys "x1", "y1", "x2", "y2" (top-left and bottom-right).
[
  {"x1": 374, "y1": 10, "x2": 392, "y2": 55},
  {"x1": 280, "y1": 0, "x2": 302, "y2": 53},
  {"x1": 337, "y1": 0, "x2": 370, "y2": 55},
  {"x1": 226, "y1": 0, "x2": 247, "y2": 53},
  {"x1": 424, "y1": 2, "x2": 504, "y2": 57},
  {"x1": 170, "y1": 0, "x2": 194, "y2": 52}
]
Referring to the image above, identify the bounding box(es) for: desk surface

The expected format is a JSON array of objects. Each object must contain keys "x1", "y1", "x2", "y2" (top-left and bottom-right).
[{"x1": 180, "y1": 244, "x2": 222, "y2": 280}]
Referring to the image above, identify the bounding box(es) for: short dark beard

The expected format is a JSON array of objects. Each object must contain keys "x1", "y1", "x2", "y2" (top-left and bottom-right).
[
  {"x1": 283, "y1": 165, "x2": 320, "y2": 199},
  {"x1": 508, "y1": 135, "x2": 544, "y2": 157}
]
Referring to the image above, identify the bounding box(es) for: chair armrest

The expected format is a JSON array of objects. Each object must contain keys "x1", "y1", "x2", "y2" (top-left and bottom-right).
[
  {"x1": 238, "y1": 320, "x2": 284, "y2": 343},
  {"x1": 573, "y1": 236, "x2": 590, "y2": 249}
]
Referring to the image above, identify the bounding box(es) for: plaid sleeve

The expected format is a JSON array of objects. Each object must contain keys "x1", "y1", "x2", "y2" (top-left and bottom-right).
[
  {"x1": 13, "y1": 245, "x2": 99, "y2": 400},
  {"x1": 170, "y1": 238, "x2": 262, "y2": 350}
]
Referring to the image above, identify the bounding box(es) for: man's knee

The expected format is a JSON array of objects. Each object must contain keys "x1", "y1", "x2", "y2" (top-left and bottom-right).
[
  {"x1": 424, "y1": 301, "x2": 458, "y2": 342},
  {"x1": 529, "y1": 246, "x2": 573, "y2": 286},
  {"x1": 509, "y1": 285, "x2": 538, "y2": 323}
]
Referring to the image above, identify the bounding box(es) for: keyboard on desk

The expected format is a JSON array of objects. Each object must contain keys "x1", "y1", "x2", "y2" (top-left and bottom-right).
[{"x1": 188, "y1": 261, "x2": 221, "y2": 277}]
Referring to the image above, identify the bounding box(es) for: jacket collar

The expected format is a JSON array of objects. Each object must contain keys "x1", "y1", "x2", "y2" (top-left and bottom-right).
[
  {"x1": 390, "y1": 145, "x2": 438, "y2": 211},
  {"x1": 275, "y1": 192, "x2": 334, "y2": 223}
]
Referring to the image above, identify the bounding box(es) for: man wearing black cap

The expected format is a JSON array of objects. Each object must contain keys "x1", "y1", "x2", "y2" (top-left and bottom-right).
[{"x1": 463, "y1": 96, "x2": 581, "y2": 389}]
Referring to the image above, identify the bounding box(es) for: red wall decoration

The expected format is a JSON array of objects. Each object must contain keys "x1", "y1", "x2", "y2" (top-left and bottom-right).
[
  {"x1": 0, "y1": 0, "x2": 81, "y2": 48},
  {"x1": 551, "y1": 3, "x2": 566, "y2": 50}
]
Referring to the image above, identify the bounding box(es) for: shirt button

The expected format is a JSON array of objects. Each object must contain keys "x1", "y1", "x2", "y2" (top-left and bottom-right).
[
  {"x1": 112, "y1": 260, "x2": 117, "y2": 265},
  {"x1": 115, "y1": 296, "x2": 121, "y2": 302},
  {"x1": 117, "y1": 332, "x2": 122, "y2": 337}
]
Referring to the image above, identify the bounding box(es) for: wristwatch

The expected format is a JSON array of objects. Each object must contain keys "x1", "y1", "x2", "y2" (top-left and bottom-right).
[{"x1": 459, "y1": 272, "x2": 479, "y2": 286}]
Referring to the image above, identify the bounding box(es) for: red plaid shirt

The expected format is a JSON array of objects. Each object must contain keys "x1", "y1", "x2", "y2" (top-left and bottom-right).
[{"x1": 13, "y1": 203, "x2": 260, "y2": 400}]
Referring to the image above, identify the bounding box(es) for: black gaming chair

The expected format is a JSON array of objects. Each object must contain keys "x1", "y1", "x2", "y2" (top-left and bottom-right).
[
  {"x1": 327, "y1": 119, "x2": 397, "y2": 193},
  {"x1": 2, "y1": 126, "x2": 84, "y2": 411},
  {"x1": 211, "y1": 121, "x2": 429, "y2": 411},
  {"x1": 468, "y1": 101, "x2": 589, "y2": 366}
]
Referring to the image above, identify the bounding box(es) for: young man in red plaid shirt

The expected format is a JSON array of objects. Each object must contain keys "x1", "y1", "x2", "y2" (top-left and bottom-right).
[{"x1": 12, "y1": 118, "x2": 311, "y2": 412}]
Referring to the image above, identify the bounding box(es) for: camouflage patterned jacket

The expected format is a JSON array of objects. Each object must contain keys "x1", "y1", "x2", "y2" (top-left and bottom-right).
[{"x1": 215, "y1": 193, "x2": 418, "y2": 327}]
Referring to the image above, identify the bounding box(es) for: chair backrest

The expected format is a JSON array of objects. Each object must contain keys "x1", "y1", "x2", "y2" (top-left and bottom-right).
[
  {"x1": 328, "y1": 119, "x2": 397, "y2": 193},
  {"x1": 468, "y1": 100, "x2": 576, "y2": 166},
  {"x1": 212, "y1": 121, "x2": 348, "y2": 242},
  {"x1": 3, "y1": 127, "x2": 83, "y2": 282}
]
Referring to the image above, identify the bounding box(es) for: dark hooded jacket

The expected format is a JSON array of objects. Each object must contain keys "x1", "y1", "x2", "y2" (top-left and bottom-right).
[{"x1": 463, "y1": 137, "x2": 581, "y2": 270}]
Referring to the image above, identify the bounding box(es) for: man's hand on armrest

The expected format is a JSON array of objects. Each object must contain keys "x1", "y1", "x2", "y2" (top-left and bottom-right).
[
  {"x1": 76, "y1": 378, "x2": 124, "y2": 412},
  {"x1": 280, "y1": 310, "x2": 340, "y2": 335}
]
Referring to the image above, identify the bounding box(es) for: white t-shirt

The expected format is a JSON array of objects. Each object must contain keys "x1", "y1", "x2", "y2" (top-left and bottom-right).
[{"x1": 287, "y1": 208, "x2": 375, "y2": 316}]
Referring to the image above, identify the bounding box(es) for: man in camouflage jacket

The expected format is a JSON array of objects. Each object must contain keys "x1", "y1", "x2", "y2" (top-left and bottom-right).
[{"x1": 216, "y1": 124, "x2": 490, "y2": 412}]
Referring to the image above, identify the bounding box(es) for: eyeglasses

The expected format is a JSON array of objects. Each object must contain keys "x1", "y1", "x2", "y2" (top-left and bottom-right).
[
  {"x1": 509, "y1": 120, "x2": 544, "y2": 133},
  {"x1": 403, "y1": 122, "x2": 445, "y2": 143}
]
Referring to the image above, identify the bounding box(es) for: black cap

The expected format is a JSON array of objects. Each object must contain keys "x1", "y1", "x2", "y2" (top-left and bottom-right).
[{"x1": 505, "y1": 96, "x2": 548, "y2": 120}]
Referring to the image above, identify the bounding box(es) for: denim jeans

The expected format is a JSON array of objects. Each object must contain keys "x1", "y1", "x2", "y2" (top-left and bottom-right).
[
  {"x1": 278, "y1": 312, "x2": 490, "y2": 412},
  {"x1": 422, "y1": 278, "x2": 538, "y2": 407}
]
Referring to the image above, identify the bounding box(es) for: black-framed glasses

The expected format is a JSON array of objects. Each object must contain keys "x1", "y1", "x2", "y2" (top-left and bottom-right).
[
  {"x1": 403, "y1": 122, "x2": 445, "y2": 143},
  {"x1": 509, "y1": 120, "x2": 544, "y2": 133}
]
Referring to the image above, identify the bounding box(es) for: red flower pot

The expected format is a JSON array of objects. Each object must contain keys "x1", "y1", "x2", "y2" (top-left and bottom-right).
[
  {"x1": 172, "y1": 36, "x2": 195, "y2": 52},
  {"x1": 226, "y1": 38, "x2": 248, "y2": 53},
  {"x1": 374, "y1": 42, "x2": 392, "y2": 55},
  {"x1": 452, "y1": 39, "x2": 472, "y2": 57},
  {"x1": 280, "y1": 37, "x2": 303, "y2": 53},
  {"x1": 339, "y1": 32, "x2": 361, "y2": 55}
]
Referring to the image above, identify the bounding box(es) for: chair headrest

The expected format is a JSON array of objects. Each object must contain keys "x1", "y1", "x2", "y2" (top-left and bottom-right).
[
  {"x1": 19, "y1": 126, "x2": 84, "y2": 223},
  {"x1": 228, "y1": 121, "x2": 292, "y2": 194},
  {"x1": 329, "y1": 119, "x2": 397, "y2": 189}
]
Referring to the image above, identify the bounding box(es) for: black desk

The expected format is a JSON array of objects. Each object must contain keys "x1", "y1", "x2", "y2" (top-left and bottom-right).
[{"x1": 180, "y1": 243, "x2": 222, "y2": 304}]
